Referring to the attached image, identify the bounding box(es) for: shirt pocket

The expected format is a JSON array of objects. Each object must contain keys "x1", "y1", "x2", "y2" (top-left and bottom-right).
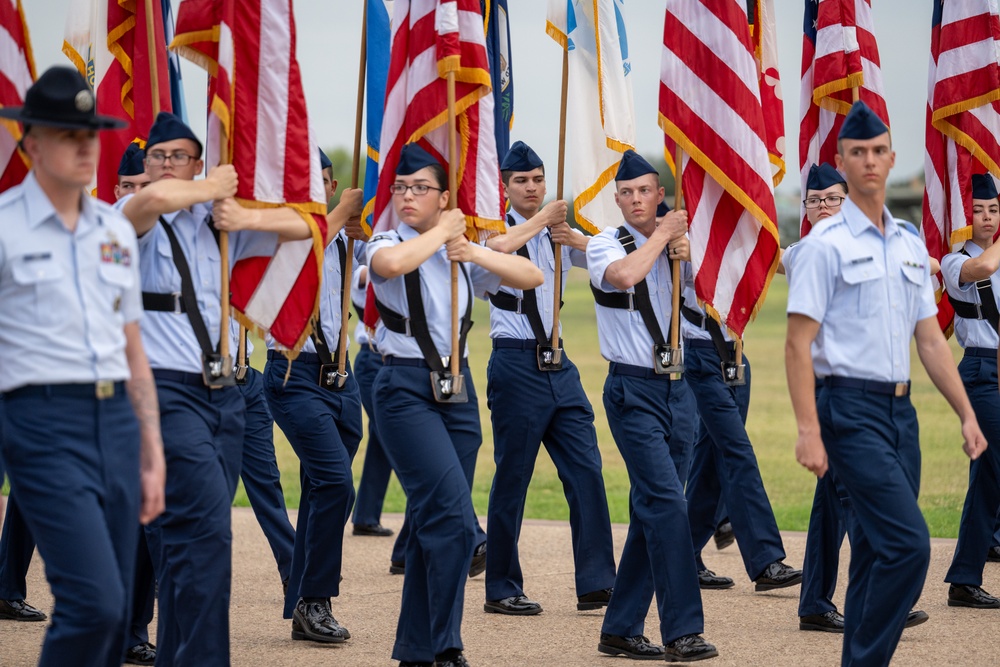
[
  {"x1": 899, "y1": 262, "x2": 926, "y2": 312},
  {"x1": 10, "y1": 254, "x2": 66, "y2": 327},
  {"x1": 840, "y1": 256, "x2": 882, "y2": 316}
]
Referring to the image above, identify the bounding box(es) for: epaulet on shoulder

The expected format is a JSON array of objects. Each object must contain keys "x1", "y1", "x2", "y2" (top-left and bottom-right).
[
  {"x1": 369, "y1": 232, "x2": 396, "y2": 244},
  {"x1": 897, "y1": 219, "x2": 919, "y2": 236}
]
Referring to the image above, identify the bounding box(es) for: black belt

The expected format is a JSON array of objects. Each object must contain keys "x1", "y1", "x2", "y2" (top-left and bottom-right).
[
  {"x1": 383, "y1": 355, "x2": 468, "y2": 369},
  {"x1": 266, "y1": 350, "x2": 327, "y2": 365},
  {"x1": 4, "y1": 381, "x2": 124, "y2": 401},
  {"x1": 608, "y1": 361, "x2": 671, "y2": 381},
  {"x1": 492, "y1": 338, "x2": 563, "y2": 350},
  {"x1": 685, "y1": 338, "x2": 735, "y2": 352},
  {"x1": 824, "y1": 376, "x2": 910, "y2": 397},
  {"x1": 142, "y1": 291, "x2": 186, "y2": 313},
  {"x1": 964, "y1": 347, "x2": 997, "y2": 359},
  {"x1": 152, "y1": 369, "x2": 213, "y2": 388}
]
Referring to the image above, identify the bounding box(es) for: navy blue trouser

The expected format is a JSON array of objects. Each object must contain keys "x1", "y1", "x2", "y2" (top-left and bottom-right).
[
  {"x1": 146, "y1": 379, "x2": 245, "y2": 667},
  {"x1": 0, "y1": 496, "x2": 32, "y2": 600},
  {"x1": 798, "y1": 467, "x2": 849, "y2": 617},
  {"x1": 264, "y1": 353, "x2": 362, "y2": 618},
  {"x1": 1, "y1": 388, "x2": 140, "y2": 667},
  {"x1": 128, "y1": 528, "x2": 156, "y2": 647},
  {"x1": 374, "y1": 362, "x2": 480, "y2": 663},
  {"x1": 238, "y1": 366, "x2": 295, "y2": 582},
  {"x1": 601, "y1": 366, "x2": 704, "y2": 645},
  {"x1": 683, "y1": 344, "x2": 785, "y2": 580},
  {"x1": 351, "y1": 346, "x2": 394, "y2": 527},
  {"x1": 484, "y1": 345, "x2": 615, "y2": 601},
  {"x1": 946, "y1": 354, "x2": 1000, "y2": 587},
  {"x1": 669, "y1": 377, "x2": 698, "y2": 489},
  {"x1": 819, "y1": 385, "x2": 929, "y2": 667}
]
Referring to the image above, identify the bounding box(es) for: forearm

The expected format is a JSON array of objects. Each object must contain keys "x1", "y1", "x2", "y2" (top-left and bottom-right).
[
  {"x1": 123, "y1": 325, "x2": 164, "y2": 461},
  {"x1": 122, "y1": 179, "x2": 219, "y2": 236},
  {"x1": 371, "y1": 227, "x2": 448, "y2": 278},
  {"x1": 470, "y1": 245, "x2": 543, "y2": 289},
  {"x1": 246, "y1": 207, "x2": 312, "y2": 241},
  {"x1": 604, "y1": 241, "x2": 664, "y2": 290},
  {"x1": 486, "y1": 218, "x2": 546, "y2": 253},
  {"x1": 960, "y1": 243, "x2": 1000, "y2": 282},
  {"x1": 786, "y1": 337, "x2": 820, "y2": 435}
]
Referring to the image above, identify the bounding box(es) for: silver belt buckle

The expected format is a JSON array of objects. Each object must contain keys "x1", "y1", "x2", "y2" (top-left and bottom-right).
[
  {"x1": 172, "y1": 292, "x2": 183, "y2": 314},
  {"x1": 894, "y1": 382, "x2": 908, "y2": 397},
  {"x1": 95, "y1": 380, "x2": 115, "y2": 400}
]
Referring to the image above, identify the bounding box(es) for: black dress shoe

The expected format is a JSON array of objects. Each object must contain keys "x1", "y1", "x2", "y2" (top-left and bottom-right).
[
  {"x1": 753, "y1": 561, "x2": 803, "y2": 592},
  {"x1": 948, "y1": 584, "x2": 1000, "y2": 608},
  {"x1": 390, "y1": 560, "x2": 405, "y2": 575},
  {"x1": 353, "y1": 522, "x2": 394, "y2": 537},
  {"x1": 434, "y1": 649, "x2": 470, "y2": 666},
  {"x1": 483, "y1": 595, "x2": 542, "y2": 615},
  {"x1": 398, "y1": 662, "x2": 433, "y2": 667},
  {"x1": 905, "y1": 609, "x2": 929, "y2": 628},
  {"x1": 468, "y1": 542, "x2": 486, "y2": 578},
  {"x1": 291, "y1": 598, "x2": 350, "y2": 643},
  {"x1": 124, "y1": 641, "x2": 157, "y2": 665},
  {"x1": 713, "y1": 520, "x2": 734, "y2": 550},
  {"x1": 988, "y1": 545, "x2": 1000, "y2": 562},
  {"x1": 698, "y1": 569, "x2": 734, "y2": 590},
  {"x1": 597, "y1": 633, "x2": 665, "y2": 660},
  {"x1": 799, "y1": 610, "x2": 845, "y2": 633},
  {"x1": 577, "y1": 588, "x2": 612, "y2": 610},
  {"x1": 0, "y1": 599, "x2": 46, "y2": 622},
  {"x1": 664, "y1": 634, "x2": 718, "y2": 662}
]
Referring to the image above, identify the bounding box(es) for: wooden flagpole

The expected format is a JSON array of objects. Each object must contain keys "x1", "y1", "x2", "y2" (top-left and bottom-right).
[
  {"x1": 671, "y1": 146, "x2": 684, "y2": 351},
  {"x1": 337, "y1": 0, "x2": 368, "y2": 381},
  {"x1": 144, "y1": 0, "x2": 161, "y2": 116},
  {"x1": 550, "y1": 47, "x2": 569, "y2": 352},
  {"x1": 447, "y1": 70, "x2": 461, "y2": 381}
]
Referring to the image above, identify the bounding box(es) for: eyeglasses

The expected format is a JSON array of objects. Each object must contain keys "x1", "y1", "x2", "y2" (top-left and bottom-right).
[
  {"x1": 389, "y1": 183, "x2": 443, "y2": 196},
  {"x1": 802, "y1": 195, "x2": 845, "y2": 210},
  {"x1": 146, "y1": 151, "x2": 195, "y2": 166}
]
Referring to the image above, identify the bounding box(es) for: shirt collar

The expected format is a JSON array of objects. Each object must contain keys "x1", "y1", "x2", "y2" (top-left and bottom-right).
[
  {"x1": 840, "y1": 196, "x2": 898, "y2": 239},
  {"x1": 507, "y1": 208, "x2": 527, "y2": 226},
  {"x1": 963, "y1": 240, "x2": 986, "y2": 258},
  {"x1": 24, "y1": 171, "x2": 98, "y2": 232}
]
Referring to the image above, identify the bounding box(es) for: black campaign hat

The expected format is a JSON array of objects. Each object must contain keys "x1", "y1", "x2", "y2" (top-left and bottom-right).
[{"x1": 0, "y1": 66, "x2": 126, "y2": 130}]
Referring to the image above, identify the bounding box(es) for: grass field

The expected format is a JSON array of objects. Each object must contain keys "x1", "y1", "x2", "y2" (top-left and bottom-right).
[{"x1": 234, "y1": 271, "x2": 975, "y2": 538}]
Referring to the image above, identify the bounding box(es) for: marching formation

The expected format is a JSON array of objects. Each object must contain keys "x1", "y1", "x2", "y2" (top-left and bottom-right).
[{"x1": 3, "y1": 1, "x2": 1000, "y2": 667}]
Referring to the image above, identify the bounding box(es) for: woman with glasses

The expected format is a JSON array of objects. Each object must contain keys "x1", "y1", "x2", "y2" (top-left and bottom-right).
[
  {"x1": 367, "y1": 143, "x2": 541, "y2": 667},
  {"x1": 941, "y1": 173, "x2": 1000, "y2": 611}
]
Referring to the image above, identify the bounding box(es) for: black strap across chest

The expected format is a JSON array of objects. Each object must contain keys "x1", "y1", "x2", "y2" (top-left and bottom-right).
[
  {"x1": 143, "y1": 217, "x2": 220, "y2": 359},
  {"x1": 310, "y1": 236, "x2": 347, "y2": 365},
  {"x1": 487, "y1": 216, "x2": 554, "y2": 345},
  {"x1": 589, "y1": 225, "x2": 667, "y2": 346},
  {"x1": 375, "y1": 261, "x2": 474, "y2": 372},
  {"x1": 951, "y1": 248, "x2": 1000, "y2": 334}
]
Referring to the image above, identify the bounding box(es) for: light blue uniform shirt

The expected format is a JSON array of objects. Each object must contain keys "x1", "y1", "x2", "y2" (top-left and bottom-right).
[
  {"x1": 488, "y1": 208, "x2": 586, "y2": 340},
  {"x1": 677, "y1": 261, "x2": 731, "y2": 344},
  {"x1": 0, "y1": 173, "x2": 141, "y2": 392},
  {"x1": 367, "y1": 223, "x2": 502, "y2": 359},
  {"x1": 352, "y1": 263, "x2": 372, "y2": 347},
  {"x1": 115, "y1": 195, "x2": 278, "y2": 373},
  {"x1": 786, "y1": 197, "x2": 937, "y2": 383},
  {"x1": 941, "y1": 241, "x2": 1000, "y2": 349},
  {"x1": 587, "y1": 222, "x2": 680, "y2": 368}
]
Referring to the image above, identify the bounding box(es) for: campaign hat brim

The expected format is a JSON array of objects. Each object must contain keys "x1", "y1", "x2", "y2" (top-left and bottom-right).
[{"x1": 0, "y1": 105, "x2": 128, "y2": 130}]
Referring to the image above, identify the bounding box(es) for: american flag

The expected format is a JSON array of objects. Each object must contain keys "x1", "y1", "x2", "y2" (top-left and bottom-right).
[
  {"x1": 749, "y1": 0, "x2": 785, "y2": 186},
  {"x1": 922, "y1": 0, "x2": 1000, "y2": 334},
  {"x1": 799, "y1": 0, "x2": 888, "y2": 237},
  {"x1": 370, "y1": 0, "x2": 504, "y2": 239},
  {"x1": 172, "y1": 0, "x2": 328, "y2": 354},
  {"x1": 659, "y1": 0, "x2": 780, "y2": 338},
  {"x1": 0, "y1": 0, "x2": 34, "y2": 193},
  {"x1": 63, "y1": 0, "x2": 173, "y2": 202}
]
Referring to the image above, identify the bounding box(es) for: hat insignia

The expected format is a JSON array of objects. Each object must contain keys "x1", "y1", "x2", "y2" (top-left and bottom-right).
[{"x1": 75, "y1": 90, "x2": 95, "y2": 113}]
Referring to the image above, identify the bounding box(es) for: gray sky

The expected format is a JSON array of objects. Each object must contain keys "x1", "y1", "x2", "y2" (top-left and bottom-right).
[{"x1": 23, "y1": 0, "x2": 932, "y2": 194}]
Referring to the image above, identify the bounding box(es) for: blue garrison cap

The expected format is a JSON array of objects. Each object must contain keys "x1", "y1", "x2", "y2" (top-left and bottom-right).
[
  {"x1": 615, "y1": 149, "x2": 658, "y2": 181},
  {"x1": 805, "y1": 163, "x2": 846, "y2": 191},
  {"x1": 145, "y1": 111, "x2": 203, "y2": 157},
  {"x1": 319, "y1": 148, "x2": 332, "y2": 171},
  {"x1": 972, "y1": 173, "x2": 999, "y2": 200},
  {"x1": 838, "y1": 101, "x2": 889, "y2": 140},
  {"x1": 396, "y1": 143, "x2": 441, "y2": 175},
  {"x1": 656, "y1": 196, "x2": 672, "y2": 218},
  {"x1": 500, "y1": 140, "x2": 544, "y2": 172},
  {"x1": 118, "y1": 143, "x2": 146, "y2": 176}
]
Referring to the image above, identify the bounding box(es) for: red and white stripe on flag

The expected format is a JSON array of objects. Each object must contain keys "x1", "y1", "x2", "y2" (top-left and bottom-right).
[
  {"x1": 0, "y1": 0, "x2": 34, "y2": 193},
  {"x1": 922, "y1": 0, "x2": 1000, "y2": 334},
  {"x1": 659, "y1": 0, "x2": 780, "y2": 338},
  {"x1": 63, "y1": 0, "x2": 173, "y2": 202},
  {"x1": 799, "y1": 0, "x2": 888, "y2": 237},
  {"x1": 371, "y1": 0, "x2": 503, "y2": 239},
  {"x1": 749, "y1": 0, "x2": 785, "y2": 186},
  {"x1": 172, "y1": 0, "x2": 328, "y2": 354}
]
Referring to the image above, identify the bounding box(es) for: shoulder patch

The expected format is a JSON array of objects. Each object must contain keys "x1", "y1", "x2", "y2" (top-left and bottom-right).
[{"x1": 897, "y1": 220, "x2": 919, "y2": 236}]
